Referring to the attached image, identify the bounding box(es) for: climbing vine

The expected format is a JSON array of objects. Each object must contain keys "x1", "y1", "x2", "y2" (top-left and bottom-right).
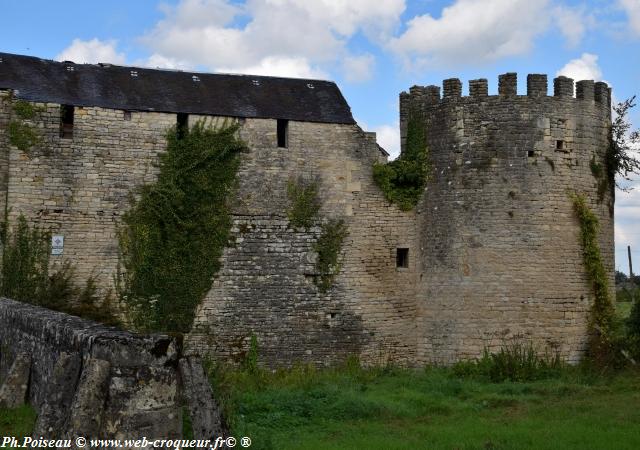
[
  {"x1": 313, "y1": 219, "x2": 348, "y2": 293},
  {"x1": 6, "y1": 98, "x2": 44, "y2": 153},
  {"x1": 286, "y1": 177, "x2": 320, "y2": 229},
  {"x1": 571, "y1": 194, "x2": 616, "y2": 348},
  {"x1": 373, "y1": 108, "x2": 431, "y2": 211},
  {"x1": 117, "y1": 121, "x2": 247, "y2": 333}
]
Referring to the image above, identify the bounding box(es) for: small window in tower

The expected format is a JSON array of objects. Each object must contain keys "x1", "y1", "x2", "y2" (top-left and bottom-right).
[
  {"x1": 556, "y1": 140, "x2": 564, "y2": 150},
  {"x1": 527, "y1": 150, "x2": 535, "y2": 157},
  {"x1": 177, "y1": 113, "x2": 189, "y2": 139},
  {"x1": 123, "y1": 111, "x2": 132, "y2": 121},
  {"x1": 396, "y1": 248, "x2": 409, "y2": 269},
  {"x1": 277, "y1": 119, "x2": 288, "y2": 148},
  {"x1": 60, "y1": 105, "x2": 74, "y2": 139}
]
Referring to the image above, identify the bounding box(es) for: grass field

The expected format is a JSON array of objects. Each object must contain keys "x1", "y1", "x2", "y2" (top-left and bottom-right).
[
  {"x1": 217, "y1": 364, "x2": 640, "y2": 450},
  {"x1": 0, "y1": 405, "x2": 36, "y2": 439},
  {"x1": 1, "y1": 303, "x2": 638, "y2": 449}
]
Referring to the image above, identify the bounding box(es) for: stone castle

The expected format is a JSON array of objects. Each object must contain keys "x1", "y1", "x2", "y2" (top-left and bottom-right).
[{"x1": 0, "y1": 53, "x2": 614, "y2": 366}]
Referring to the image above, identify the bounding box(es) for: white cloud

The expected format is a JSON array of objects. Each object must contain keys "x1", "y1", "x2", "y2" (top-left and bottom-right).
[
  {"x1": 556, "y1": 53, "x2": 603, "y2": 82},
  {"x1": 218, "y1": 56, "x2": 327, "y2": 79},
  {"x1": 388, "y1": 0, "x2": 550, "y2": 67},
  {"x1": 138, "y1": 53, "x2": 195, "y2": 70},
  {"x1": 141, "y1": 0, "x2": 404, "y2": 77},
  {"x1": 373, "y1": 122, "x2": 400, "y2": 159},
  {"x1": 615, "y1": 175, "x2": 640, "y2": 271},
  {"x1": 552, "y1": 5, "x2": 592, "y2": 48},
  {"x1": 56, "y1": 38, "x2": 126, "y2": 65},
  {"x1": 619, "y1": 0, "x2": 640, "y2": 35},
  {"x1": 342, "y1": 54, "x2": 375, "y2": 83}
]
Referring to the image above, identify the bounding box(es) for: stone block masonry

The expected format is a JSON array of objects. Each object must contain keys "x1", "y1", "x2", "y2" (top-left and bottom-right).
[
  {"x1": 0, "y1": 68, "x2": 616, "y2": 369},
  {"x1": 402, "y1": 73, "x2": 613, "y2": 364},
  {"x1": 0, "y1": 297, "x2": 224, "y2": 440}
]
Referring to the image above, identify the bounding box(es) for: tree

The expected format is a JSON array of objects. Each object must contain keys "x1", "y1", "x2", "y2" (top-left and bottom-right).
[{"x1": 608, "y1": 96, "x2": 640, "y2": 190}]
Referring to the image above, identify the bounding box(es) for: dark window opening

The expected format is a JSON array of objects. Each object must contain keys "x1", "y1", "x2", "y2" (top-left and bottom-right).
[
  {"x1": 396, "y1": 248, "x2": 409, "y2": 269},
  {"x1": 177, "y1": 113, "x2": 189, "y2": 139},
  {"x1": 527, "y1": 150, "x2": 535, "y2": 157},
  {"x1": 277, "y1": 119, "x2": 288, "y2": 148},
  {"x1": 60, "y1": 105, "x2": 74, "y2": 139},
  {"x1": 123, "y1": 111, "x2": 132, "y2": 121},
  {"x1": 556, "y1": 140, "x2": 564, "y2": 150}
]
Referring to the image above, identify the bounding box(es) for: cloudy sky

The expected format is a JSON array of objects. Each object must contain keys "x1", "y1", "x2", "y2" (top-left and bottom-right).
[{"x1": 1, "y1": 0, "x2": 639, "y2": 272}]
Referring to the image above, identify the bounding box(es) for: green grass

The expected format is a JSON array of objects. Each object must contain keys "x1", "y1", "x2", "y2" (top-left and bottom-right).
[
  {"x1": 0, "y1": 405, "x2": 37, "y2": 438},
  {"x1": 617, "y1": 300, "x2": 632, "y2": 319},
  {"x1": 215, "y1": 364, "x2": 640, "y2": 450}
]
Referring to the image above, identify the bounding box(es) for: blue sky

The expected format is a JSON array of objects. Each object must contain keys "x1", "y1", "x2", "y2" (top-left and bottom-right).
[{"x1": 1, "y1": 0, "x2": 639, "y2": 272}]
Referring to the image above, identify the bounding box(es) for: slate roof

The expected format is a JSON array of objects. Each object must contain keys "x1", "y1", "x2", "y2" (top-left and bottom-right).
[{"x1": 0, "y1": 52, "x2": 355, "y2": 124}]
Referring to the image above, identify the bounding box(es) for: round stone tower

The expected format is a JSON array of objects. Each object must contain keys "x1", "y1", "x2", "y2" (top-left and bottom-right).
[{"x1": 400, "y1": 73, "x2": 614, "y2": 364}]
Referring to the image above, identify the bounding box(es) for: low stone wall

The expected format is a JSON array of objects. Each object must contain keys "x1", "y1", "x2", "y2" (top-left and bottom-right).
[{"x1": 0, "y1": 297, "x2": 224, "y2": 441}]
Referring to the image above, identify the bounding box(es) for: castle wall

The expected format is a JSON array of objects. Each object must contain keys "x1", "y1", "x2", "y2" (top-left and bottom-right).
[
  {"x1": 0, "y1": 94, "x2": 173, "y2": 293},
  {"x1": 187, "y1": 118, "x2": 419, "y2": 367},
  {"x1": 0, "y1": 96, "x2": 418, "y2": 367},
  {"x1": 0, "y1": 91, "x2": 10, "y2": 230},
  {"x1": 402, "y1": 74, "x2": 614, "y2": 364}
]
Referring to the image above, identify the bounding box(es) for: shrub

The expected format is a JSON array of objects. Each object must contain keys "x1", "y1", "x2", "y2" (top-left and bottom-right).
[
  {"x1": 0, "y1": 215, "x2": 120, "y2": 326},
  {"x1": 373, "y1": 108, "x2": 430, "y2": 211},
  {"x1": 0, "y1": 215, "x2": 50, "y2": 303},
  {"x1": 452, "y1": 341, "x2": 563, "y2": 382}
]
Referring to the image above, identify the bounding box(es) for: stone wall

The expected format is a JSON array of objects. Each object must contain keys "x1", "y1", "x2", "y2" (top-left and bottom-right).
[
  {"x1": 0, "y1": 94, "x2": 418, "y2": 367},
  {"x1": 0, "y1": 71, "x2": 616, "y2": 369},
  {"x1": 0, "y1": 297, "x2": 182, "y2": 439},
  {"x1": 401, "y1": 74, "x2": 614, "y2": 364},
  {"x1": 0, "y1": 90, "x2": 174, "y2": 293},
  {"x1": 187, "y1": 118, "x2": 419, "y2": 367}
]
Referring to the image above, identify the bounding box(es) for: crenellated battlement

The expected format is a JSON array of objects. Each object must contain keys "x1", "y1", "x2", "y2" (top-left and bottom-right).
[{"x1": 400, "y1": 73, "x2": 611, "y2": 106}]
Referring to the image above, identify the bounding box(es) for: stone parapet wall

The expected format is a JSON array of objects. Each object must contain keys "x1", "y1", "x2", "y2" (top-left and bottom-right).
[{"x1": 0, "y1": 297, "x2": 182, "y2": 439}]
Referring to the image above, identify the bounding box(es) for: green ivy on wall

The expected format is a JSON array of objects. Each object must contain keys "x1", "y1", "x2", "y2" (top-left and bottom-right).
[
  {"x1": 314, "y1": 219, "x2": 348, "y2": 293},
  {"x1": 571, "y1": 193, "x2": 616, "y2": 344},
  {"x1": 286, "y1": 177, "x2": 320, "y2": 229},
  {"x1": 373, "y1": 108, "x2": 431, "y2": 211},
  {"x1": 6, "y1": 98, "x2": 44, "y2": 153},
  {"x1": 117, "y1": 121, "x2": 247, "y2": 333}
]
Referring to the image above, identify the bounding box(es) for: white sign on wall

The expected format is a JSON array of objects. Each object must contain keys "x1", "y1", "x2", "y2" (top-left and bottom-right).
[{"x1": 51, "y1": 235, "x2": 64, "y2": 255}]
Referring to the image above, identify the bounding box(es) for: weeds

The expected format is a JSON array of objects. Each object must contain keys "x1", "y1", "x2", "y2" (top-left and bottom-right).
[
  {"x1": 0, "y1": 215, "x2": 120, "y2": 326},
  {"x1": 452, "y1": 341, "x2": 564, "y2": 382}
]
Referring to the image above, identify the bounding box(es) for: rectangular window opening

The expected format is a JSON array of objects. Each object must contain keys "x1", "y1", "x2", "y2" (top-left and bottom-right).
[
  {"x1": 177, "y1": 113, "x2": 189, "y2": 139},
  {"x1": 60, "y1": 105, "x2": 74, "y2": 139},
  {"x1": 277, "y1": 119, "x2": 288, "y2": 148},
  {"x1": 527, "y1": 150, "x2": 535, "y2": 157},
  {"x1": 123, "y1": 111, "x2": 132, "y2": 121},
  {"x1": 556, "y1": 140, "x2": 564, "y2": 150},
  {"x1": 396, "y1": 248, "x2": 409, "y2": 269}
]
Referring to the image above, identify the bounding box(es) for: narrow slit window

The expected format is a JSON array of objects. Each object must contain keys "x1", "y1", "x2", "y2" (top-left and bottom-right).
[
  {"x1": 556, "y1": 140, "x2": 564, "y2": 150},
  {"x1": 277, "y1": 119, "x2": 288, "y2": 148},
  {"x1": 177, "y1": 113, "x2": 189, "y2": 140},
  {"x1": 60, "y1": 105, "x2": 74, "y2": 139},
  {"x1": 396, "y1": 248, "x2": 409, "y2": 269}
]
